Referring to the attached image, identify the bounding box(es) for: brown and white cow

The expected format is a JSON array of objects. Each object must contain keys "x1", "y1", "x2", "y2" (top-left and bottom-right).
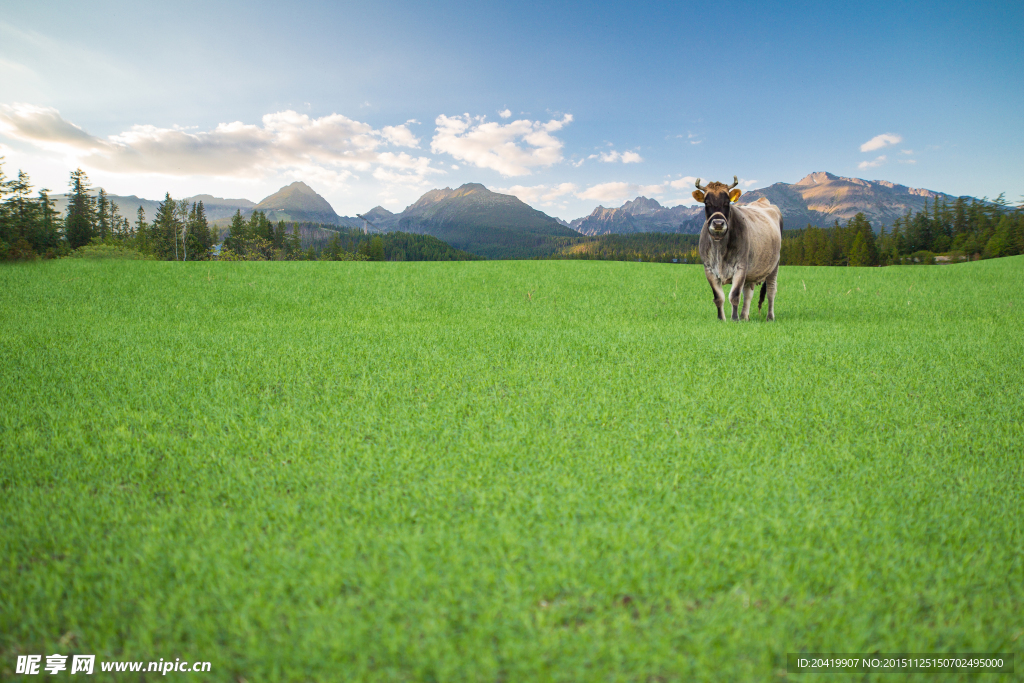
[{"x1": 693, "y1": 176, "x2": 782, "y2": 321}]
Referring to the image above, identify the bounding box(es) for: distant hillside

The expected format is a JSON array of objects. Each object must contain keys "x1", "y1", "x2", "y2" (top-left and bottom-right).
[{"x1": 372, "y1": 183, "x2": 578, "y2": 259}]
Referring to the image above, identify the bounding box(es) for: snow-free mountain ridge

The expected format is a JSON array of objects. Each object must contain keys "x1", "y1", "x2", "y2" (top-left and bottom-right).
[
  {"x1": 54, "y1": 173, "x2": 978, "y2": 244},
  {"x1": 569, "y1": 172, "x2": 975, "y2": 236}
]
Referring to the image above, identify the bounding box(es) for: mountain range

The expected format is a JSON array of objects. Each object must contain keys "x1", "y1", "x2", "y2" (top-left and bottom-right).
[
  {"x1": 50, "y1": 182, "x2": 358, "y2": 227},
  {"x1": 570, "y1": 172, "x2": 972, "y2": 236},
  {"x1": 54, "y1": 172, "x2": 979, "y2": 257},
  {"x1": 357, "y1": 183, "x2": 578, "y2": 259}
]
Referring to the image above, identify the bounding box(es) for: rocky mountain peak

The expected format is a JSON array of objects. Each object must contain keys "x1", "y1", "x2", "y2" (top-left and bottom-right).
[
  {"x1": 796, "y1": 171, "x2": 840, "y2": 186},
  {"x1": 620, "y1": 196, "x2": 664, "y2": 215}
]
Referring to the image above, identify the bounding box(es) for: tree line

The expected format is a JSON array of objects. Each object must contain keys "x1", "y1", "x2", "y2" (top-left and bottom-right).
[
  {"x1": 781, "y1": 195, "x2": 1024, "y2": 266},
  {"x1": 542, "y1": 195, "x2": 1024, "y2": 267},
  {"x1": 1, "y1": 163, "x2": 219, "y2": 261},
  {"x1": 0, "y1": 163, "x2": 480, "y2": 263},
  {"x1": 541, "y1": 232, "x2": 702, "y2": 263}
]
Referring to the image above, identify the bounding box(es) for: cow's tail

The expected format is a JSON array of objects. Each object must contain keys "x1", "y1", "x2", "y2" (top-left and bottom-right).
[{"x1": 758, "y1": 281, "x2": 767, "y2": 311}]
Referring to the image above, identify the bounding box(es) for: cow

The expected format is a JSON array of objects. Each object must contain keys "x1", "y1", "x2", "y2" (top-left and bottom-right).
[{"x1": 693, "y1": 176, "x2": 782, "y2": 321}]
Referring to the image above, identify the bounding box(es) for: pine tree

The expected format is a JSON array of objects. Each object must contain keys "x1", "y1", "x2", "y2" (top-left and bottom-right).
[
  {"x1": 225, "y1": 209, "x2": 247, "y2": 252},
  {"x1": 2, "y1": 170, "x2": 38, "y2": 248},
  {"x1": 274, "y1": 220, "x2": 286, "y2": 250},
  {"x1": 135, "y1": 206, "x2": 149, "y2": 251},
  {"x1": 369, "y1": 235, "x2": 385, "y2": 261},
  {"x1": 31, "y1": 187, "x2": 61, "y2": 254},
  {"x1": 97, "y1": 188, "x2": 111, "y2": 241},
  {"x1": 289, "y1": 224, "x2": 302, "y2": 257},
  {"x1": 151, "y1": 193, "x2": 178, "y2": 260},
  {"x1": 109, "y1": 201, "x2": 122, "y2": 239},
  {"x1": 186, "y1": 201, "x2": 212, "y2": 259},
  {"x1": 64, "y1": 169, "x2": 97, "y2": 249}
]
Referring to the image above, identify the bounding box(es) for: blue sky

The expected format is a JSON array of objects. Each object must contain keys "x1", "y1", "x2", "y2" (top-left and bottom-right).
[{"x1": 1, "y1": 0, "x2": 1021, "y2": 219}]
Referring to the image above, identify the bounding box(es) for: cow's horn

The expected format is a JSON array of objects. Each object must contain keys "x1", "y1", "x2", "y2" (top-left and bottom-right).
[
  {"x1": 728, "y1": 176, "x2": 739, "y2": 189},
  {"x1": 695, "y1": 178, "x2": 707, "y2": 192}
]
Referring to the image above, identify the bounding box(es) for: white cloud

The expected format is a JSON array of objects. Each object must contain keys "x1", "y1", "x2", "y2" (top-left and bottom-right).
[
  {"x1": 740, "y1": 178, "x2": 758, "y2": 188},
  {"x1": 381, "y1": 123, "x2": 419, "y2": 148},
  {"x1": 595, "y1": 149, "x2": 643, "y2": 164},
  {"x1": 430, "y1": 112, "x2": 572, "y2": 176},
  {"x1": 858, "y1": 155, "x2": 887, "y2": 169},
  {"x1": 860, "y1": 133, "x2": 902, "y2": 152},
  {"x1": 0, "y1": 103, "x2": 441, "y2": 186},
  {"x1": 494, "y1": 182, "x2": 577, "y2": 205},
  {"x1": 499, "y1": 109, "x2": 512, "y2": 119},
  {"x1": 0, "y1": 103, "x2": 106, "y2": 153},
  {"x1": 576, "y1": 181, "x2": 665, "y2": 204},
  {"x1": 669, "y1": 176, "x2": 701, "y2": 190},
  {"x1": 577, "y1": 182, "x2": 632, "y2": 203}
]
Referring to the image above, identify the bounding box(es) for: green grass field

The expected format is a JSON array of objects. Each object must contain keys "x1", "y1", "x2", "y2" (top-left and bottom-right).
[{"x1": 1, "y1": 257, "x2": 1022, "y2": 681}]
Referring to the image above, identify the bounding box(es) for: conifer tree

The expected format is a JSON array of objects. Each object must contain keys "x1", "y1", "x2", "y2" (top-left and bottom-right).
[
  {"x1": 97, "y1": 188, "x2": 111, "y2": 241},
  {"x1": 289, "y1": 224, "x2": 302, "y2": 257},
  {"x1": 225, "y1": 209, "x2": 247, "y2": 252},
  {"x1": 135, "y1": 206, "x2": 149, "y2": 251},
  {"x1": 27, "y1": 186, "x2": 61, "y2": 254},
  {"x1": 2, "y1": 170, "x2": 38, "y2": 247},
  {"x1": 186, "y1": 201, "x2": 212, "y2": 259},
  {"x1": 274, "y1": 220, "x2": 286, "y2": 250},
  {"x1": 65, "y1": 169, "x2": 97, "y2": 249},
  {"x1": 109, "y1": 201, "x2": 122, "y2": 239},
  {"x1": 369, "y1": 235, "x2": 385, "y2": 261},
  {"x1": 151, "y1": 193, "x2": 178, "y2": 259}
]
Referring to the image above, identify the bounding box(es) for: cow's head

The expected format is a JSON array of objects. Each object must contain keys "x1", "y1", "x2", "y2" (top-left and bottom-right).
[{"x1": 692, "y1": 176, "x2": 741, "y2": 240}]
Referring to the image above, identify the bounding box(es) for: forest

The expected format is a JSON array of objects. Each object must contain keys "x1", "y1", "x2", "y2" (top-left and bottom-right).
[
  {"x1": 780, "y1": 195, "x2": 1024, "y2": 266},
  {"x1": 541, "y1": 232, "x2": 702, "y2": 263},
  {"x1": 0, "y1": 164, "x2": 479, "y2": 262},
  {"x1": 540, "y1": 195, "x2": 1023, "y2": 267}
]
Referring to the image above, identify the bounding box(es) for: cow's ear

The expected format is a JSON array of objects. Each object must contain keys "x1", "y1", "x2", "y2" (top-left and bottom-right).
[
  {"x1": 729, "y1": 189, "x2": 742, "y2": 202},
  {"x1": 692, "y1": 190, "x2": 705, "y2": 203}
]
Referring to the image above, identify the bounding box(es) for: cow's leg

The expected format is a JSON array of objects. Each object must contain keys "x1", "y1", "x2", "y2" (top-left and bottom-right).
[
  {"x1": 704, "y1": 269, "x2": 726, "y2": 320},
  {"x1": 741, "y1": 282, "x2": 755, "y2": 321},
  {"x1": 729, "y1": 269, "x2": 746, "y2": 321},
  {"x1": 764, "y1": 264, "x2": 779, "y2": 321}
]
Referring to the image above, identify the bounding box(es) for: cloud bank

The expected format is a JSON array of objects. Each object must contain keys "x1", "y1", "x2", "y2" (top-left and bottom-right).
[
  {"x1": 430, "y1": 113, "x2": 572, "y2": 176},
  {"x1": 0, "y1": 103, "x2": 440, "y2": 187}
]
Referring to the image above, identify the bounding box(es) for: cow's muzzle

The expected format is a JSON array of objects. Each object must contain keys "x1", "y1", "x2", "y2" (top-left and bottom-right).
[{"x1": 709, "y1": 214, "x2": 727, "y2": 240}]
